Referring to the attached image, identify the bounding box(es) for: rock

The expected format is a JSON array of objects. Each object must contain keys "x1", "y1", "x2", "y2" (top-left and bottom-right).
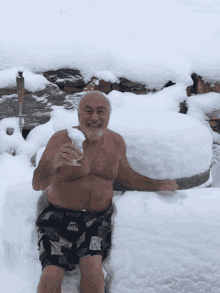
[
  {"x1": 179, "y1": 100, "x2": 188, "y2": 114},
  {"x1": 83, "y1": 76, "x2": 155, "y2": 95},
  {"x1": 164, "y1": 81, "x2": 176, "y2": 88},
  {"x1": 117, "y1": 77, "x2": 156, "y2": 94},
  {"x1": 30, "y1": 153, "x2": 37, "y2": 167},
  {"x1": 63, "y1": 87, "x2": 83, "y2": 93},
  {"x1": 1, "y1": 67, "x2": 220, "y2": 134},
  {"x1": 0, "y1": 83, "x2": 78, "y2": 130},
  {"x1": 43, "y1": 68, "x2": 85, "y2": 90},
  {"x1": 118, "y1": 77, "x2": 147, "y2": 94},
  {"x1": 96, "y1": 80, "x2": 112, "y2": 94},
  {"x1": 189, "y1": 73, "x2": 220, "y2": 95},
  {"x1": 210, "y1": 114, "x2": 220, "y2": 132},
  {"x1": 83, "y1": 78, "x2": 97, "y2": 92},
  {"x1": 112, "y1": 84, "x2": 120, "y2": 91},
  {"x1": 186, "y1": 85, "x2": 193, "y2": 97},
  {"x1": 83, "y1": 78, "x2": 111, "y2": 94},
  {"x1": 6, "y1": 127, "x2": 14, "y2": 135},
  {"x1": 161, "y1": 81, "x2": 176, "y2": 90},
  {"x1": 0, "y1": 87, "x2": 31, "y2": 96}
]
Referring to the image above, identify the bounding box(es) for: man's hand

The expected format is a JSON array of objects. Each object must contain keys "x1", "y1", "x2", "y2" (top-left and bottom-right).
[
  {"x1": 53, "y1": 143, "x2": 83, "y2": 171},
  {"x1": 159, "y1": 179, "x2": 179, "y2": 192}
]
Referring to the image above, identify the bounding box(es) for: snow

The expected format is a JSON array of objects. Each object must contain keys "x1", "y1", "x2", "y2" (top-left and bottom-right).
[
  {"x1": 1, "y1": 0, "x2": 220, "y2": 90},
  {"x1": 0, "y1": 68, "x2": 50, "y2": 92},
  {"x1": 109, "y1": 109, "x2": 213, "y2": 179},
  {"x1": 93, "y1": 72, "x2": 119, "y2": 84},
  {"x1": 108, "y1": 188, "x2": 220, "y2": 293},
  {"x1": 32, "y1": 94, "x2": 49, "y2": 104},
  {"x1": 67, "y1": 127, "x2": 85, "y2": 165},
  {"x1": 0, "y1": 118, "x2": 26, "y2": 156},
  {"x1": 186, "y1": 92, "x2": 220, "y2": 168},
  {"x1": 1, "y1": 0, "x2": 220, "y2": 291},
  {"x1": 67, "y1": 127, "x2": 85, "y2": 151},
  {"x1": 0, "y1": 86, "x2": 219, "y2": 292}
]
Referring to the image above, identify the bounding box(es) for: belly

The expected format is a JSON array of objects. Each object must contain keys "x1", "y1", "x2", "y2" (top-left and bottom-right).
[{"x1": 46, "y1": 174, "x2": 114, "y2": 211}]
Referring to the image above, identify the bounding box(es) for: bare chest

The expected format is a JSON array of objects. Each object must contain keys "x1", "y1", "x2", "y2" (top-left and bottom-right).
[
  {"x1": 59, "y1": 136, "x2": 120, "y2": 183},
  {"x1": 74, "y1": 140, "x2": 120, "y2": 180}
]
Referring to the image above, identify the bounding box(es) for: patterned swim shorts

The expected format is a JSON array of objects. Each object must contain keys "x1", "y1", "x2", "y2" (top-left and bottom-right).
[{"x1": 35, "y1": 202, "x2": 113, "y2": 272}]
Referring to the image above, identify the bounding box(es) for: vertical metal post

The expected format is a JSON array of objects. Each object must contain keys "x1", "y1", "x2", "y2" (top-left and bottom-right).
[{"x1": 16, "y1": 71, "x2": 24, "y2": 133}]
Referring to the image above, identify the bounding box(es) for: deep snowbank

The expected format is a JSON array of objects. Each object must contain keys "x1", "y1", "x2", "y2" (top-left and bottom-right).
[
  {"x1": 108, "y1": 108, "x2": 213, "y2": 179},
  {"x1": 1, "y1": 183, "x2": 220, "y2": 293}
]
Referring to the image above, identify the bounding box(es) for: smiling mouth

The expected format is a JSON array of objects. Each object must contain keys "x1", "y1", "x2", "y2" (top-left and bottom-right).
[{"x1": 87, "y1": 124, "x2": 102, "y2": 127}]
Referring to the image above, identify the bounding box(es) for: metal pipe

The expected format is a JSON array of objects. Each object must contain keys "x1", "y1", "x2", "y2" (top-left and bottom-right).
[{"x1": 16, "y1": 71, "x2": 24, "y2": 133}]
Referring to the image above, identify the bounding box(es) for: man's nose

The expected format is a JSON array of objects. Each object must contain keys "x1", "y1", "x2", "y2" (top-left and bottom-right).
[{"x1": 90, "y1": 111, "x2": 99, "y2": 120}]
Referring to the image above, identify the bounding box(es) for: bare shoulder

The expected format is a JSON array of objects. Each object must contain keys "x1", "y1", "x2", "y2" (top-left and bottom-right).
[
  {"x1": 50, "y1": 129, "x2": 71, "y2": 146},
  {"x1": 62, "y1": 129, "x2": 73, "y2": 144},
  {"x1": 106, "y1": 129, "x2": 125, "y2": 150},
  {"x1": 40, "y1": 130, "x2": 71, "y2": 162}
]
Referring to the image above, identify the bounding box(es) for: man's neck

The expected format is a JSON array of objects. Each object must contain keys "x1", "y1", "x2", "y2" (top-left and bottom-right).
[{"x1": 84, "y1": 136, "x2": 104, "y2": 147}]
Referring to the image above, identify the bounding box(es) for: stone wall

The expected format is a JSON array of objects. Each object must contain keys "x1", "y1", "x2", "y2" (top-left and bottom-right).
[
  {"x1": 0, "y1": 68, "x2": 220, "y2": 134},
  {"x1": 0, "y1": 68, "x2": 219, "y2": 189}
]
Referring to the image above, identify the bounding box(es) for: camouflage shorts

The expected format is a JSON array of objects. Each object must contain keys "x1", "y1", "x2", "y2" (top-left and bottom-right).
[{"x1": 35, "y1": 202, "x2": 113, "y2": 272}]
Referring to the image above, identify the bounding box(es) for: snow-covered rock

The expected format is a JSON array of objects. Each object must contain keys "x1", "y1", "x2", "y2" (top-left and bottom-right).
[{"x1": 109, "y1": 109, "x2": 213, "y2": 180}]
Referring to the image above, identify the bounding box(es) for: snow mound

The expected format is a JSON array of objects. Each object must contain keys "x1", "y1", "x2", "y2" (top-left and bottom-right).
[
  {"x1": 186, "y1": 92, "x2": 220, "y2": 168},
  {"x1": 0, "y1": 118, "x2": 26, "y2": 156},
  {"x1": 1, "y1": 181, "x2": 41, "y2": 291},
  {"x1": 0, "y1": 67, "x2": 50, "y2": 92},
  {"x1": 36, "y1": 146, "x2": 46, "y2": 167},
  {"x1": 109, "y1": 110, "x2": 213, "y2": 179},
  {"x1": 108, "y1": 188, "x2": 220, "y2": 293}
]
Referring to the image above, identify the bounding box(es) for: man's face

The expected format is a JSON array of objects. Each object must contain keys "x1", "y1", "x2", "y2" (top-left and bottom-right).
[{"x1": 78, "y1": 93, "x2": 110, "y2": 141}]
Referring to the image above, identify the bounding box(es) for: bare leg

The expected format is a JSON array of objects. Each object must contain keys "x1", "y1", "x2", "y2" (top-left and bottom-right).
[
  {"x1": 38, "y1": 281, "x2": 62, "y2": 293},
  {"x1": 80, "y1": 272, "x2": 105, "y2": 293},
  {"x1": 37, "y1": 265, "x2": 65, "y2": 293}
]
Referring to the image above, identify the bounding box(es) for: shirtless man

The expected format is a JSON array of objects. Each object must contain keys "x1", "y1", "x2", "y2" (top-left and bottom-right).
[{"x1": 32, "y1": 91, "x2": 179, "y2": 293}]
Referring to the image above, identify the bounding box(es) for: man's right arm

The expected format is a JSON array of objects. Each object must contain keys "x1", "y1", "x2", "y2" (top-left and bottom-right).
[{"x1": 32, "y1": 130, "x2": 69, "y2": 191}]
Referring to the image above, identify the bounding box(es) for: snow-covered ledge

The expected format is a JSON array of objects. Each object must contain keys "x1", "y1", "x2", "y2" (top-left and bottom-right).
[
  {"x1": 2, "y1": 182, "x2": 220, "y2": 293},
  {"x1": 101, "y1": 187, "x2": 220, "y2": 293}
]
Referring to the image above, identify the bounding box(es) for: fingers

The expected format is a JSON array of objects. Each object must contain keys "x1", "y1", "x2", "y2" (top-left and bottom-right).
[
  {"x1": 61, "y1": 152, "x2": 81, "y2": 163},
  {"x1": 62, "y1": 145, "x2": 83, "y2": 158},
  {"x1": 167, "y1": 180, "x2": 179, "y2": 191},
  {"x1": 63, "y1": 144, "x2": 82, "y2": 155}
]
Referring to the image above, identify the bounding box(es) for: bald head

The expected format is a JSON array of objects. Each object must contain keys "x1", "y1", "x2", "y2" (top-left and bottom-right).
[{"x1": 77, "y1": 91, "x2": 112, "y2": 114}]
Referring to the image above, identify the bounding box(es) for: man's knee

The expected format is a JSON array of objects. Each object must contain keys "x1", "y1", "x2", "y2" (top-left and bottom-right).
[
  {"x1": 38, "y1": 265, "x2": 65, "y2": 292},
  {"x1": 79, "y1": 255, "x2": 103, "y2": 279}
]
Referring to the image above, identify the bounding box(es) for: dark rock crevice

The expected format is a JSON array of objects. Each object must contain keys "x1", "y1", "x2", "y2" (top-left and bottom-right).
[
  {"x1": 164, "y1": 81, "x2": 176, "y2": 88},
  {"x1": 22, "y1": 129, "x2": 31, "y2": 140},
  {"x1": 179, "y1": 100, "x2": 188, "y2": 114}
]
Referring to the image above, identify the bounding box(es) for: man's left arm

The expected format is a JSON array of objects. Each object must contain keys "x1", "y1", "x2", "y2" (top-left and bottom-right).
[{"x1": 116, "y1": 135, "x2": 179, "y2": 192}]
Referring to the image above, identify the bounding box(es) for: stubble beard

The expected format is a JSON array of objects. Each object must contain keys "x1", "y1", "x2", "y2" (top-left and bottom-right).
[{"x1": 83, "y1": 128, "x2": 105, "y2": 141}]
